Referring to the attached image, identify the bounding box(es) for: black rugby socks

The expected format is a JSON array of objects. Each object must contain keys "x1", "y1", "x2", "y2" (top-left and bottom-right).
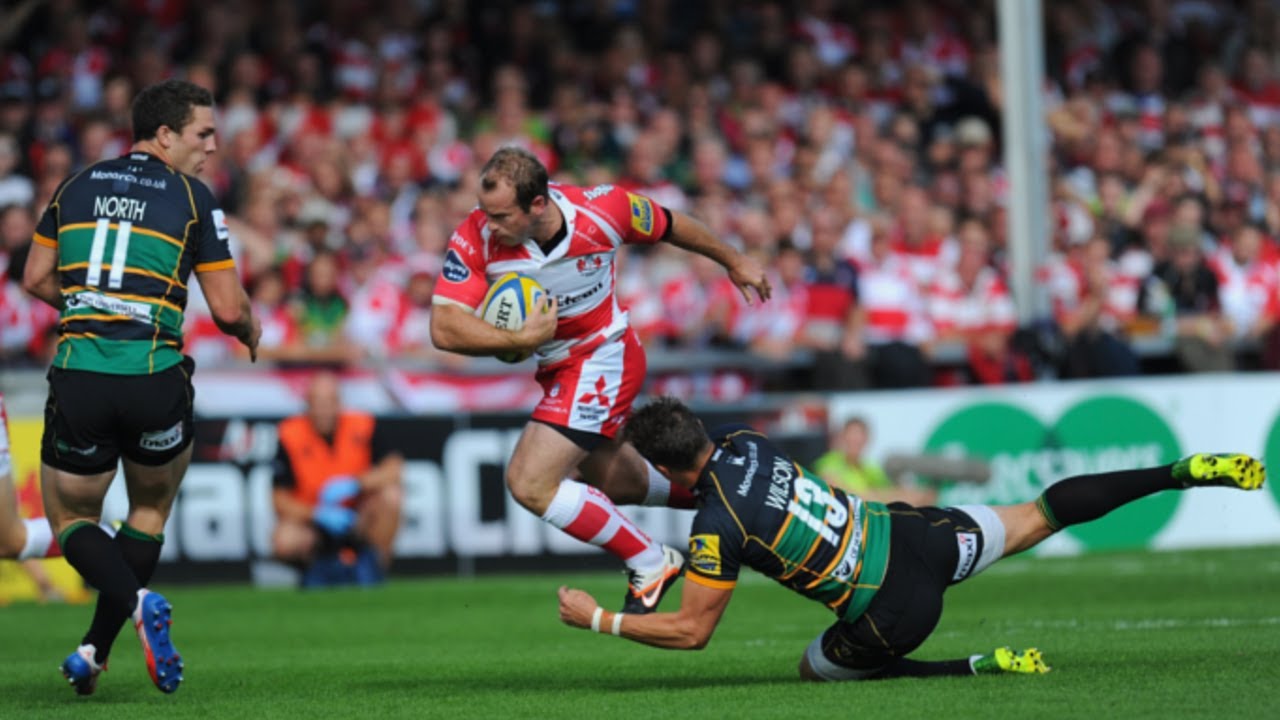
[
  {"x1": 1035, "y1": 464, "x2": 1179, "y2": 531},
  {"x1": 60, "y1": 522, "x2": 143, "y2": 621},
  {"x1": 81, "y1": 524, "x2": 165, "y2": 664}
]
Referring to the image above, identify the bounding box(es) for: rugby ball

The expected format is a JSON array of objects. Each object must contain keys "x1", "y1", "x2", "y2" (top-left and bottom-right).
[{"x1": 479, "y1": 272, "x2": 546, "y2": 363}]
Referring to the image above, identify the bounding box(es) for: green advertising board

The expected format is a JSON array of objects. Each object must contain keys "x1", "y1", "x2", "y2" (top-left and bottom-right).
[{"x1": 924, "y1": 396, "x2": 1182, "y2": 550}]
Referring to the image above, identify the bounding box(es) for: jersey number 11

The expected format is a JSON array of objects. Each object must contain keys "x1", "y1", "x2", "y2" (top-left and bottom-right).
[{"x1": 86, "y1": 218, "x2": 133, "y2": 290}]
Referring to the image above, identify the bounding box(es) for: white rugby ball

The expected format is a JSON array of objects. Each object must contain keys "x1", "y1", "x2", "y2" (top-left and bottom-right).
[{"x1": 479, "y1": 272, "x2": 546, "y2": 363}]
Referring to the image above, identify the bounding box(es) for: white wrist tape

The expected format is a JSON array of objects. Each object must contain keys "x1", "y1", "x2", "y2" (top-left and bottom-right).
[
  {"x1": 611, "y1": 612, "x2": 624, "y2": 636},
  {"x1": 590, "y1": 606, "x2": 604, "y2": 633}
]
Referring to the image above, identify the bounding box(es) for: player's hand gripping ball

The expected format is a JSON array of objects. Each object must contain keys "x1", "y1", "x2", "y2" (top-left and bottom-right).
[{"x1": 479, "y1": 272, "x2": 547, "y2": 363}]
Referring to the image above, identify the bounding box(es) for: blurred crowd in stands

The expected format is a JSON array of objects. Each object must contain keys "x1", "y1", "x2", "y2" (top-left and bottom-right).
[{"x1": 2, "y1": 0, "x2": 1280, "y2": 390}]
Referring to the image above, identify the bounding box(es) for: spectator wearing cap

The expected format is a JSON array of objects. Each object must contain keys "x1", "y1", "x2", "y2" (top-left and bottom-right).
[{"x1": 1139, "y1": 224, "x2": 1233, "y2": 372}]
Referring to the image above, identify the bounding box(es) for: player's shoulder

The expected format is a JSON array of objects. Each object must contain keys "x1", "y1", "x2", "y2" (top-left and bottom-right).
[
  {"x1": 555, "y1": 181, "x2": 636, "y2": 211},
  {"x1": 167, "y1": 166, "x2": 217, "y2": 208},
  {"x1": 445, "y1": 210, "x2": 489, "y2": 269},
  {"x1": 710, "y1": 423, "x2": 767, "y2": 447}
]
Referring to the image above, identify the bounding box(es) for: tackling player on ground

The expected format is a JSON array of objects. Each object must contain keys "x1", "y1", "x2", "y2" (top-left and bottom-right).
[
  {"x1": 558, "y1": 396, "x2": 1266, "y2": 680},
  {"x1": 22, "y1": 79, "x2": 260, "y2": 695},
  {"x1": 431, "y1": 147, "x2": 770, "y2": 613}
]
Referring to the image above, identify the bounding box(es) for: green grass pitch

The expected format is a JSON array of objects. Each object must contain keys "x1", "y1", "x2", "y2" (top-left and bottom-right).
[{"x1": 1, "y1": 545, "x2": 1278, "y2": 719}]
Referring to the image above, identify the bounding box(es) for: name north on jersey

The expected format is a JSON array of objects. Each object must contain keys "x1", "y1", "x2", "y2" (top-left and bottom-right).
[
  {"x1": 432, "y1": 183, "x2": 671, "y2": 364},
  {"x1": 93, "y1": 196, "x2": 147, "y2": 221}
]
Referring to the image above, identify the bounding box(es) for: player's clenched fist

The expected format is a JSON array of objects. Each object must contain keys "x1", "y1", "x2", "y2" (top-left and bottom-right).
[{"x1": 557, "y1": 586, "x2": 599, "y2": 629}]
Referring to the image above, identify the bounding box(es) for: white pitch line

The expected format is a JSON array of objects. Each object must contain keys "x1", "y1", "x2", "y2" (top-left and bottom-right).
[{"x1": 977, "y1": 616, "x2": 1280, "y2": 632}]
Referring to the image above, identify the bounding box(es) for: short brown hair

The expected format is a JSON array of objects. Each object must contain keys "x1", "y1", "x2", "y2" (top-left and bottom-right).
[
  {"x1": 624, "y1": 396, "x2": 710, "y2": 472},
  {"x1": 480, "y1": 146, "x2": 549, "y2": 212},
  {"x1": 131, "y1": 79, "x2": 214, "y2": 142}
]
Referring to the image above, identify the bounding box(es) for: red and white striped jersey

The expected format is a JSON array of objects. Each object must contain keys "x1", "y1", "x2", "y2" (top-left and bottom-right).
[
  {"x1": 1208, "y1": 247, "x2": 1280, "y2": 338},
  {"x1": 1042, "y1": 254, "x2": 1141, "y2": 333},
  {"x1": 927, "y1": 266, "x2": 1016, "y2": 336},
  {"x1": 432, "y1": 183, "x2": 670, "y2": 365},
  {"x1": 895, "y1": 234, "x2": 958, "y2": 289},
  {"x1": 856, "y1": 253, "x2": 934, "y2": 344}
]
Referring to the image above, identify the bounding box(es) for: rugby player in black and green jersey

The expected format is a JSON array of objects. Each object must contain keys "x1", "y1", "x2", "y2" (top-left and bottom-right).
[
  {"x1": 558, "y1": 396, "x2": 1266, "y2": 680},
  {"x1": 22, "y1": 79, "x2": 261, "y2": 696}
]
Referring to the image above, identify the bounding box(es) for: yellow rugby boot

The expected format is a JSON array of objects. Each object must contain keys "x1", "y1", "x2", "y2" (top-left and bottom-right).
[{"x1": 1172, "y1": 453, "x2": 1266, "y2": 490}]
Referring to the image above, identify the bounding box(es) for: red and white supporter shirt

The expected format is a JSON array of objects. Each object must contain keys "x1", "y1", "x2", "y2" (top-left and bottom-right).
[
  {"x1": 1208, "y1": 246, "x2": 1280, "y2": 339},
  {"x1": 856, "y1": 253, "x2": 934, "y2": 345},
  {"x1": 431, "y1": 183, "x2": 671, "y2": 365},
  {"x1": 927, "y1": 266, "x2": 1017, "y2": 337}
]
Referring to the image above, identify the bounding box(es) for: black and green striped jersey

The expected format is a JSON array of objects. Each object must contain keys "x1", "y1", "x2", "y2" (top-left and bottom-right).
[
  {"x1": 34, "y1": 151, "x2": 235, "y2": 375},
  {"x1": 686, "y1": 425, "x2": 892, "y2": 623}
]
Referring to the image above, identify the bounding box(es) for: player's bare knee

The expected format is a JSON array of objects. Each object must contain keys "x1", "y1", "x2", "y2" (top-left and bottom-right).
[
  {"x1": 798, "y1": 656, "x2": 823, "y2": 682},
  {"x1": 995, "y1": 502, "x2": 1053, "y2": 556},
  {"x1": 505, "y1": 468, "x2": 556, "y2": 514},
  {"x1": 0, "y1": 525, "x2": 25, "y2": 558}
]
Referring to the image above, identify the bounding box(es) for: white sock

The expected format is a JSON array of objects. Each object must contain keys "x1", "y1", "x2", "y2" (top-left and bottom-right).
[
  {"x1": 642, "y1": 465, "x2": 672, "y2": 507},
  {"x1": 18, "y1": 518, "x2": 54, "y2": 560},
  {"x1": 541, "y1": 480, "x2": 663, "y2": 570}
]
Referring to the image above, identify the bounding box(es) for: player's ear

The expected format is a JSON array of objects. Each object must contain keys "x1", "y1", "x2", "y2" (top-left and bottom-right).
[{"x1": 156, "y1": 124, "x2": 173, "y2": 149}]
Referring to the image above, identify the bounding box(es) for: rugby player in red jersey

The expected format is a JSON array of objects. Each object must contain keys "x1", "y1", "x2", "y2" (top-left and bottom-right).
[{"x1": 431, "y1": 147, "x2": 770, "y2": 612}]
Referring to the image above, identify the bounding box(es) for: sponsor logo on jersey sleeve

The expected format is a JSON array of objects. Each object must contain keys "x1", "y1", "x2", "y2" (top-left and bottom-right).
[
  {"x1": 442, "y1": 248, "x2": 471, "y2": 283},
  {"x1": 689, "y1": 534, "x2": 722, "y2": 575},
  {"x1": 211, "y1": 209, "x2": 230, "y2": 241},
  {"x1": 449, "y1": 231, "x2": 475, "y2": 254},
  {"x1": 627, "y1": 193, "x2": 654, "y2": 235},
  {"x1": 583, "y1": 183, "x2": 614, "y2": 201}
]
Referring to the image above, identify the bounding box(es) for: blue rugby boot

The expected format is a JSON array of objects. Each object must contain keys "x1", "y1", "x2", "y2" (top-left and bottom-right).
[
  {"x1": 60, "y1": 644, "x2": 104, "y2": 695},
  {"x1": 133, "y1": 590, "x2": 183, "y2": 693}
]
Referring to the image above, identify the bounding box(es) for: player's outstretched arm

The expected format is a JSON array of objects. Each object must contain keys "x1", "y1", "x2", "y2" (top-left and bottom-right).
[
  {"x1": 664, "y1": 210, "x2": 772, "y2": 305},
  {"x1": 197, "y1": 267, "x2": 261, "y2": 362},
  {"x1": 21, "y1": 242, "x2": 65, "y2": 311},
  {"x1": 557, "y1": 579, "x2": 732, "y2": 650},
  {"x1": 430, "y1": 296, "x2": 558, "y2": 357}
]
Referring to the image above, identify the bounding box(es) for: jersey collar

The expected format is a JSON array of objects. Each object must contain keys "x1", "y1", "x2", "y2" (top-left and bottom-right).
[
  {"x1": 127, "y1": 151, "x2": 163, "y2": 163},
  {"x1": 534, "y1": 188, "x2": 577, "y2": 261}
]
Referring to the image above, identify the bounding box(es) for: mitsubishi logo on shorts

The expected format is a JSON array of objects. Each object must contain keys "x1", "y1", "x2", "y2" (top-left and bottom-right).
[{"x1": 578, "y1": 376, "x2": 611, "y2": 407}]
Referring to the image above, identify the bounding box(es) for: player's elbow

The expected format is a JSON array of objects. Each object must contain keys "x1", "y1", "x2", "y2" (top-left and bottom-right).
[
  {"x1": 210, "y1": 302, "x2": 247, "y2": 331},
  {"x1": 429, "y1": 309, "x2": 466, "y2": 352},
  {"x1": 21, "y1": 263, "x2": 49, "y2": 296},
  {"x1": 205, "y1": 286, "x2": 249, "y2": 330},
  {"x1": 429, "y1": 318, "x2": 454, "y2": 351},
  {"x1": 676, "y1": 620, "x2": 714, "y2": 650}
]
